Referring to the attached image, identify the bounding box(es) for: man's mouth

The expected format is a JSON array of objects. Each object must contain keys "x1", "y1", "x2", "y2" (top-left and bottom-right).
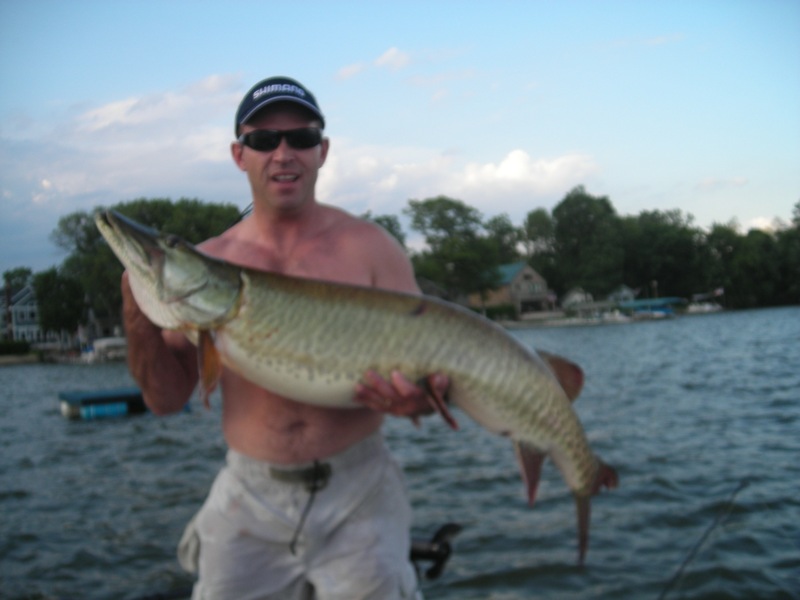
[{"x1": 272, "y1": 174, "x2": 299, "y2": 183}]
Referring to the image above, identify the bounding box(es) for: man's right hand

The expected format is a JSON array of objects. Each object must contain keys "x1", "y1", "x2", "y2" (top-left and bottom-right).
[{"x1": 121, "y1": 272, "x2": 198, "y2": 414}]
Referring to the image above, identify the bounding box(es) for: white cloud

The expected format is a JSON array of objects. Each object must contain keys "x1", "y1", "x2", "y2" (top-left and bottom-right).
[
  {"x1": 460, "y1": 150, "x2": 597, "y2": 191},
  {"x1": 374, "y1": 47, "x2": 411, "y2": 71},
  {"x1": 747, "y1": 217, "x2": 770, "y2": 231},
  {"x1": 78, "y1": 93, "x2": 193, "y2": 132},
  {"x1": 76, "y1": 74, "x2": 240, "y2": 134},
  {"x1": 318, "y1": 140, "x2": 599, "y2": 222},
  {"x1": 186, "y1": 73, "x2": 241, "y2": 94},
  {"x1": 1, "y1": 73, "x2": 246, "y2": 220},
  {"x1": 336, "y1": 63, "x2": 366, "y2": 80},
  {"x1": 336, "y1": 47, "x2": 413, "y2": 82},
  {"x1": 431, "y1": 89, "x2": 449, "y2": 104}
]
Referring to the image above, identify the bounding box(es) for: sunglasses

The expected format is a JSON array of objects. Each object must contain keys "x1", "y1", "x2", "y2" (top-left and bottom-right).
[{"x1": 237, "y1": 128, "x2": 322, "y2": 152}]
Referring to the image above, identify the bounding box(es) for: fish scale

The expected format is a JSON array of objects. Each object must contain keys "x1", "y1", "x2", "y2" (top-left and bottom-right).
[{"x1": 95, "y1": 209, "x2": 618, "y2": 563}]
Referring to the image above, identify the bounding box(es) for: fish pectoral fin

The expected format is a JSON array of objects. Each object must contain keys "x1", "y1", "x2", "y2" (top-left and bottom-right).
[
  {"x1": 197, "y1": 330, "x2": 222, "y2": 409},
  {"x1": 537, "y1": 350, "x2": 584, "y2": 402},
  {"x1": 592, "y1": 459, "x2": 620, "y2": 494},
  {"x1": 513, "y1": 441, "x2": 547, "y2": 506},
  {"x1": 421, "y1": 373, "x2": 459, "y2": 431}
]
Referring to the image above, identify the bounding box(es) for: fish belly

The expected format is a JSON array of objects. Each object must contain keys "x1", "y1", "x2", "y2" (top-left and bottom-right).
[{"x1": 215, "y1": 327, "x2": 361, "y2": 408}]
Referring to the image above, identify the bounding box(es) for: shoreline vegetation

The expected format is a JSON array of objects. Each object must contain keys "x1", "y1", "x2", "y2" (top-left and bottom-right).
[{"x1": 0, "y1": 353, "x2": 41, "y2": 366}]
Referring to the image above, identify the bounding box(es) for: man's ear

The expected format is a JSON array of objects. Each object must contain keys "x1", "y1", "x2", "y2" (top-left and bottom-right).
[
  {"x1": 231, "y1": 141, "x2": 246, "y2": 171},
  {"x1": 319, "y1": 137, "x2": 330, "y2": 167}
]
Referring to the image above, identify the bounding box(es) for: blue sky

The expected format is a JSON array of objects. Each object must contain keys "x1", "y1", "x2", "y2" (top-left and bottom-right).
[{"x1": 1, "y1": 0, "x2": 798, "y2": 275}]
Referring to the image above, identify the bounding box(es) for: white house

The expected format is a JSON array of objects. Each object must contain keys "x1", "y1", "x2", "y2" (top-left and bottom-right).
[{"x1": 1, "y1": 284, "x2": 68, "y2": 345}]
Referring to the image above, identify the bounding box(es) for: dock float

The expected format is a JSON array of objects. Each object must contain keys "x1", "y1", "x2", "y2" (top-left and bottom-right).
[{"x1": 59, "y1": 386, "x2": 147, "y2": 420}]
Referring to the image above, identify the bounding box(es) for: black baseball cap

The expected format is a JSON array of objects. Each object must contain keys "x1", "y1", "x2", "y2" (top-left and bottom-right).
[{"x1": 235, "y1": 76, "x2": 325, "y2": 134}]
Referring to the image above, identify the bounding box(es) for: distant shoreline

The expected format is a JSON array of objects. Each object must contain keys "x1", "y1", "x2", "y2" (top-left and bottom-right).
[{"x1": 0, "y1": 353, "x2": 41, "y2": 366}]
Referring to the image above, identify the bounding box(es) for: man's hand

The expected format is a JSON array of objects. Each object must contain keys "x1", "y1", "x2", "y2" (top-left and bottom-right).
[
  {"x1": 121, "y1": 271, "x2": 198, "y2": 414},
  {"x1": 355, "y1": 370, "x2": 457, "y2": 429}
]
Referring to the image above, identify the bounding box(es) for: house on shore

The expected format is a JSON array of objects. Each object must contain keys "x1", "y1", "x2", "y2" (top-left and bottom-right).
[
  {"x1": 1, "y1": 284, "x2": 69, "y2": 345},
  {"x1": 467, "y1": 262, "x2": 555, "y2": 318}
]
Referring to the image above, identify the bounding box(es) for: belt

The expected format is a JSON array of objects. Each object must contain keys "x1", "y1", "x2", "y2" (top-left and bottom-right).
[{"x1": 270, "y1": 461, "x2": 332, "y2": 491}]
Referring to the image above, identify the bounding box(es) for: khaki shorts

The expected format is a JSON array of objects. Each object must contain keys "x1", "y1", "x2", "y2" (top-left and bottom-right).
[{"x1": 178, "y1": 432, "x2": 422, "y2": 600}]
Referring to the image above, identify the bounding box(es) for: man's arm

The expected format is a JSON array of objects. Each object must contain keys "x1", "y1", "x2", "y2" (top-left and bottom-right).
[{"x1": 122, "y1": 272, "x2": 198, "y2": 415}]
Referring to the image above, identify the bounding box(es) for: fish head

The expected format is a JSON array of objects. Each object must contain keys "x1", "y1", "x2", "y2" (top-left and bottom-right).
[{"x1": 95, "y1": 210, "x2": 241, "y2": 330}]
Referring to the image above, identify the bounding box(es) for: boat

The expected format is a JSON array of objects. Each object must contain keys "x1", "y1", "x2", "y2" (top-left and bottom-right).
[
  {"x1": 686, "y1": 302, "x2": 723, "y2": 314},
  {"x1": 80, "y1": 336, "x2": 128, "y2": 363}
]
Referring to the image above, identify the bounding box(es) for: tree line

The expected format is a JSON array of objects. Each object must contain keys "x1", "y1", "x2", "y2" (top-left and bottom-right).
[
  {"x1": 3, "y1": 188, "x2": 799, "y2": 338},
  {"x1": 391, "y1": 187, "x2": 800, "y2": 309}
]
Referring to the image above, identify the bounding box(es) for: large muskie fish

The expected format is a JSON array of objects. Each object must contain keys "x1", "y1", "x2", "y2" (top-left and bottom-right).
[{"x1": 96, "y1": 210, "x2": 618, "y2": 563}]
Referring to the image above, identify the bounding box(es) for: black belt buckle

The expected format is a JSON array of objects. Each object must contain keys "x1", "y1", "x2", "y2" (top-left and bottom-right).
[{"x1": 305, "y1": 461, "x2": 331, "y2": 492}]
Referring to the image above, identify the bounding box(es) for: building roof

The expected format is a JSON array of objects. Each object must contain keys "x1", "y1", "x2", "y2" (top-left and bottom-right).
[{"x1": 496, "y1": 262, "x2": 528, "y2": 286}]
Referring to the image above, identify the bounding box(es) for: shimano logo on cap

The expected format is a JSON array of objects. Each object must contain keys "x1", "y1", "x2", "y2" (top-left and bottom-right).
[{"x1": 253, "y1": 84, "x2": 307, "y2": 101}]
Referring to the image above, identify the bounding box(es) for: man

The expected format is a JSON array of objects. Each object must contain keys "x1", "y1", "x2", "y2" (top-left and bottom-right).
[{"x1": 122, "y1": 76, "x2": 447, "y2": 599}]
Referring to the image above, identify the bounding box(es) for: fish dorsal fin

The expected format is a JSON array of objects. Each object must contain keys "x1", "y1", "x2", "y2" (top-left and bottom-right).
[{"x1": 537, "y1": 350, "x2": 584, "y2": 402}]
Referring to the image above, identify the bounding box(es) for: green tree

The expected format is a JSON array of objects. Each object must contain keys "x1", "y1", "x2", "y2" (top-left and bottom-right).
[
  {"x1": 521, "y1": 208, "x2": 555, "y2": 258},
  {"x1": 361, "y1": 211, "x2": 407, "y2": 248},
  {"x1": 551, "y1": 186, "x2": 623, "y2": 296},
  {"x1": 739, "y1": 229, "x2": 780, "y2": 307},
  {"x1": 620, "y1": 209, "x2": 709, "y2": 299},
  {"x1": 405, "y1": 196, "x2": 501, "y2": 298},
  {"x1": 776, "y1": 223, "x2": 800, "y2": 305},
  {"x1": 32, "y1": 268, "x2": 84, "y2": 335},
  {"x1": 705, "y1": 222, "x2": 742, "y2": 306},
  {"x1": 3, "y1": 267, "x2": 33, "y2": 294},
  {"x1": 404, "y1": 196, "x2": 483, "y2": 254},
  {"x1": 484, "y1": 213, "x2": 521, "y2": 264}
]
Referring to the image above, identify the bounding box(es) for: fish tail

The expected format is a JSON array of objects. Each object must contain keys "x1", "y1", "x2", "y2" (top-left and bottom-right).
[{"x1": 575, "y1": 493, "x2": 590, "y2": 565}]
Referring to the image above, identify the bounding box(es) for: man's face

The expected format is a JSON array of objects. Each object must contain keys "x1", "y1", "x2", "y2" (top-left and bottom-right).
[{"x1": 232, "y1": 104, "x2": 329, "y2": 215}]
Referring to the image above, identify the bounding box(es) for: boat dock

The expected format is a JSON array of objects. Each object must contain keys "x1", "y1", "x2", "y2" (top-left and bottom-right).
[{"x1": 59, "y1": 386, "x2": 147, "y2": 420}]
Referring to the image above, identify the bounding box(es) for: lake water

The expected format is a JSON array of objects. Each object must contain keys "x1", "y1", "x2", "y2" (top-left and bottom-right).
[{"x1": 1, "y1": 306, "x2": 798, "y2": 599}]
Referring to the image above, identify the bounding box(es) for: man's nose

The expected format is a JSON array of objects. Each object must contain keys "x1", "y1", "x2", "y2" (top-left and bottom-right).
[{"x1": 272, "y1": 137, "x2": 294, "y2": 160}]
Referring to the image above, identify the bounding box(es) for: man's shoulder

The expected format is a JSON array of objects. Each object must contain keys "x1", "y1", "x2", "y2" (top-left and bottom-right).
[
  {"x1": 196, "y1": 222, "x2": 254, "y2": 262},
  {"x1": 320, "y1": 206, "x2": 417, "y2": 293},
  {"x1": 323, "y1": 205, "x2": 394, "y2": 240}
]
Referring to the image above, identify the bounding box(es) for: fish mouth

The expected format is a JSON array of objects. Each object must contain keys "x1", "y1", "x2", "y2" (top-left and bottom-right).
[
  {"x1": 98, "y1": 210, "x2": 167, "y2": 269},
  {"x1": 97, "y1": 210, "x2": 212, "y2": 301}
]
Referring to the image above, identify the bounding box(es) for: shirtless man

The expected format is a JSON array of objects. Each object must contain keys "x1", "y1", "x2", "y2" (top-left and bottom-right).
[{"x1": 122, "y1": 77, "x2": 447, "y2": 599}]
